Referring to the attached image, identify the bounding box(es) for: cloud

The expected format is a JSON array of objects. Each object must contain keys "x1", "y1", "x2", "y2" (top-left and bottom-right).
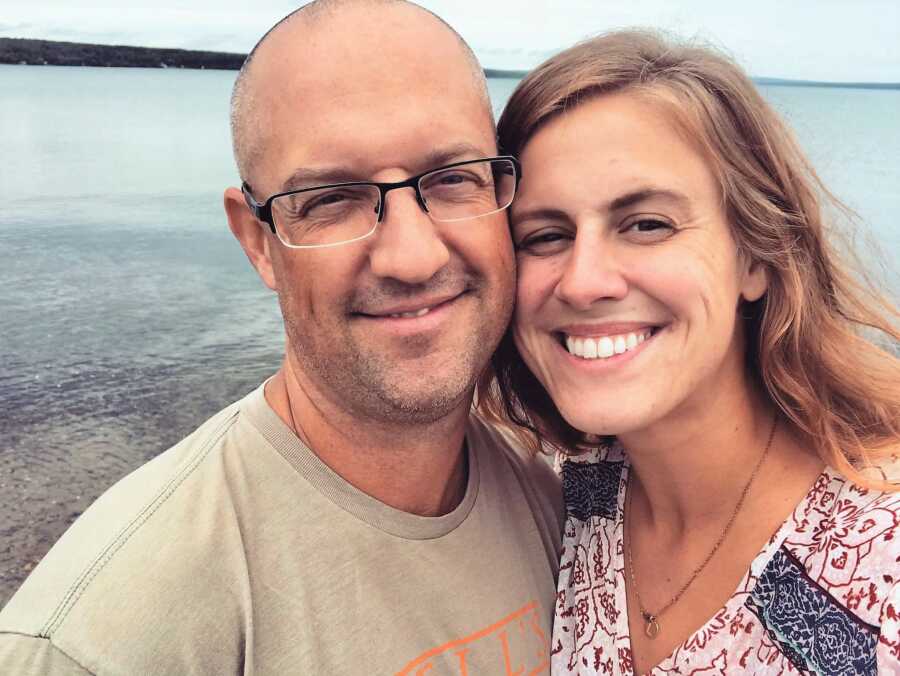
[{"x1": 0, "y1": 21, "x2": 31, "y2": 33}]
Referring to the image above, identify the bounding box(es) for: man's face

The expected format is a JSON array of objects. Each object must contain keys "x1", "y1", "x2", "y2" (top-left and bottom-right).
[{"x1": 240, "y1": 6, "x2": 514, "y2": 425}]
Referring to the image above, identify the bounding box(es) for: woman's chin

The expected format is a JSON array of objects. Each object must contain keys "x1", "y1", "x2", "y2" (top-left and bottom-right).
[{"x1": 559, "y1": 406, "x2": 648, "y2": 440}]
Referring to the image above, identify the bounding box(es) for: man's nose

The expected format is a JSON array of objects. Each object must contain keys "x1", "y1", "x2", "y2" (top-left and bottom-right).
[
  {"x1": 368, "y1": 187, "x2": 450, "y2": 284},
  {"x1": 553, "y1": 232, "x2": 628, "y2": 310}
]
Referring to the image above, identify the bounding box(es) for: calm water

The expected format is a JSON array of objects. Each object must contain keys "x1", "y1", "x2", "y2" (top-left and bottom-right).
[{"x1": 0, "y1": 65, "x2": 897, "y2": 603}]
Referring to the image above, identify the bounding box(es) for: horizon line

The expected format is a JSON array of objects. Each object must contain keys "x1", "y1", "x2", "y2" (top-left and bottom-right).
[{"x1": 1, "y1": 36, "x2": 898, "y2": 88}]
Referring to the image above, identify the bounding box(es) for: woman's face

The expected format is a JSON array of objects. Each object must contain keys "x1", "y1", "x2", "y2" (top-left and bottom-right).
[{"x1": 510, "y1": 91, "x2": 767, "y2": 437}]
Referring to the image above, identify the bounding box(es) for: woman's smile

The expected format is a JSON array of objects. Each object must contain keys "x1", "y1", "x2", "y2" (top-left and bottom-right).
[{"x1": 562, "y1": 327, "x2": 654, "y2": 360}]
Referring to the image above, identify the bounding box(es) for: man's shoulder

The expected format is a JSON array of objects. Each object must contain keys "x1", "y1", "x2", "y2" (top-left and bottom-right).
[
  {"x1": 467, "y1": 413, "x2": 564, "y2": 541},
  {"x1": 467, "y1": 414, "x2": 559, "y2": 489},
  {"x1": 0, "y1": 390, "x2": 267, "y2": 662},
  {"x1": 0, "y1": 633, "x2": 91, "y2": 676}
]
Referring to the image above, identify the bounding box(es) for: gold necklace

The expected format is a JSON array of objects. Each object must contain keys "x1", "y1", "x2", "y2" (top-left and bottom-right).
[{"x1": 625, "y1": 416, "x2": 777, "y2": 640}]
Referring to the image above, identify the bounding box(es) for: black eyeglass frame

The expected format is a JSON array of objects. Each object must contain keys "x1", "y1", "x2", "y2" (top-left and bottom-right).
[{"x1": 241, "y1": 155, "x2": 521, "y2": 247}]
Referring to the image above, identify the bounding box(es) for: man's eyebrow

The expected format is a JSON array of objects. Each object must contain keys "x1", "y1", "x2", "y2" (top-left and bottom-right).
[
  {"x1": 279, "y1": 167, "x2": 364, "y2": 193},
  {"x1": 276, "y1": 143, "x2": 490, "y2": 194},
  {"x1": 418, "y1": 143, "x2": 491, "y2": 170}
]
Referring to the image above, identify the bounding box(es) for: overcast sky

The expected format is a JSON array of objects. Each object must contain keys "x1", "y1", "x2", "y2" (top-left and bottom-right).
[{"x1": 1, "y1": 1, "x2": 898, "y2": 82}]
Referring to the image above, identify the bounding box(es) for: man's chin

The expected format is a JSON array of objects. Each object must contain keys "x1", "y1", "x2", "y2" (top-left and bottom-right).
[
  {"x1": 289, "y1": 324, "x2": 488, "y2": 424},
  {"x1": 360, "y1": 366, "x2": 476, "y2": 425}
]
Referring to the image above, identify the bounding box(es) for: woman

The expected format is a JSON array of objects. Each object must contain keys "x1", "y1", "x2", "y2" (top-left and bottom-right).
[{"x1": 480, "y1": 31, "x2": 900, "y2": 674}]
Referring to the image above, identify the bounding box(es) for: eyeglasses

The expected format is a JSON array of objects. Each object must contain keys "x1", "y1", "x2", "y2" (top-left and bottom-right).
[{"x1": 242, "y1": 156, "x2": 520, "y2": 249}]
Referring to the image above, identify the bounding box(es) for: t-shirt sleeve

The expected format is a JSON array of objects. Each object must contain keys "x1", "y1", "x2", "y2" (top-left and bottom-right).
[
  {"x1": 0, "y1": 633, "x2": 93, "y2": 675},
  {"x1": 878, "y1": 580, "x2": 900, "y2": 672}
]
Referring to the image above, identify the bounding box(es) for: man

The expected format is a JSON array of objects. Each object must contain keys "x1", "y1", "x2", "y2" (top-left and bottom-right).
[{"x1": 0, "y1": 1, "x2": 562, "y2": 673}]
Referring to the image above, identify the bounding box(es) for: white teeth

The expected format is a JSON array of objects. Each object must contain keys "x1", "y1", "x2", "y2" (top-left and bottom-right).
[
  {"x1": 389, "y1": 307, "x2": 430, "y2": 318},
  {"x1": 563, "y1": 330, "x2": 653, "y2": 360},
  {"x1": 597, "y1": 336, "x2": 615, "y2": 358}
]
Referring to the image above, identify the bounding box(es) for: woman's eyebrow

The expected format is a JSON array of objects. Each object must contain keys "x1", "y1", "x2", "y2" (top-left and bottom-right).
[
  {"x1": 509, "y1": 206, "x2": 570, "y2": 226},
  {"x1": 512, "y1": 188, "x2": 691, "y2": 226},
  {"x1": 608, "y1": 188, "x2": 691, "y2": 212}
]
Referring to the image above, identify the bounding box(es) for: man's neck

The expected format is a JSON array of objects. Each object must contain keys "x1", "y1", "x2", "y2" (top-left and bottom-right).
[{"x1": 264, "y1": 365, "x2": 471, "y2": 517}]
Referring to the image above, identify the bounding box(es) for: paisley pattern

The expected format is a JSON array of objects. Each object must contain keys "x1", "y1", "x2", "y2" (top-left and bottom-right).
[
  {"x1": 552, "y1": 447, "x2": 900, "y2": 675},
  {"x1": 746, "y1": 547, "x2": 877, "y2": 675},
  {"x1": 562, "y1": 458, "x2": 624, "y2": 521}
]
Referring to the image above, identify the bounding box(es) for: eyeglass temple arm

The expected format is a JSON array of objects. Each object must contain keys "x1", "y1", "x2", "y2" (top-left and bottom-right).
[{"x1": 241, "y1": 182, "x2": 277, "y2": 234}]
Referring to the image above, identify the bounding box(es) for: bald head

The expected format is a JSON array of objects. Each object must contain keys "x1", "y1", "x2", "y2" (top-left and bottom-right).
[{"x1": 230, "y1": 0, "x2": 492, "y2": 185}]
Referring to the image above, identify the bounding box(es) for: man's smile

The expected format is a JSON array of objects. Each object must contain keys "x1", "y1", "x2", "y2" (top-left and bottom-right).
[
  {"x1": 354, "y1": 290, "x2": 467, "y2": 319},
  {"x1": 352, "y1": 291, "x2": 472, "y2": 336}
]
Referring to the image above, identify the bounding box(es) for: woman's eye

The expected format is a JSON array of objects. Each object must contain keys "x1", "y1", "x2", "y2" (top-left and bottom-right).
[
  {"x1": 515, "y1": 230, "x2": 571, "y2": 255},
  {"x1": 623, "y1": 217, "x2": 675, "y2": 238}
]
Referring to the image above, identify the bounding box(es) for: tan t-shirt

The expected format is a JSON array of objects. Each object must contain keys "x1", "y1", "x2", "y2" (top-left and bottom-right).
[{"x1": 0, "y1": 384, "x2": 563, "y2": 675}]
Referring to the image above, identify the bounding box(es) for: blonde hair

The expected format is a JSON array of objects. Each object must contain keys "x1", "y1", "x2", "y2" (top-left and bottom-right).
[{"x1": 479, "y1": 30, "x2": 900, "y2": 489}]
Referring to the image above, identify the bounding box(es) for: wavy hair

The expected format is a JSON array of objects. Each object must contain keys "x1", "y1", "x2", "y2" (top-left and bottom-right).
[{"x1": 478, "y1": 30, "x2": 900, "y2": 489}]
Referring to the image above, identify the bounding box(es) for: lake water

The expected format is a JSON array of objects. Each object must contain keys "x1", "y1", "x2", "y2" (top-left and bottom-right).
[{"x1": 0, "y1": 65, "x2": 897, "y2": 604}]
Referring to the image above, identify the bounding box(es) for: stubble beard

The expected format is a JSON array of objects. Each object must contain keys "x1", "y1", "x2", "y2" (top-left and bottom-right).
[{"x1": 281, "y1": 302, "x2": 494, "y2": 427}]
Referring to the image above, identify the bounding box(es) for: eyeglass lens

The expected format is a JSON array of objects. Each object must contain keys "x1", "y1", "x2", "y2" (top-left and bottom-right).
[{"x1": 269, "y1": 158, "x2": 516, "y2": 247}]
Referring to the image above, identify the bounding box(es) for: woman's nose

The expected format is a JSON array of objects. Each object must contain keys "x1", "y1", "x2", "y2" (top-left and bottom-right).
[{"x1": 553, "y1": 234, "x2": 628, "y2": 310}]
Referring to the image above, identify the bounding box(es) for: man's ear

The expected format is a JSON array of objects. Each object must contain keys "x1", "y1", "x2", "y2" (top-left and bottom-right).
[
  {"x1": 224, "y1": 186, "x2": 278, "y2": 291},
  {"x1": 740, "y1": 257, "x2": 768, "y2": 303}
]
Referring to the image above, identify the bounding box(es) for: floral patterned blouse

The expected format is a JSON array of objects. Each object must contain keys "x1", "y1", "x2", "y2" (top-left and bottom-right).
[{"x1": 552, "y1": 444, "x2": 900, "y2": 675}]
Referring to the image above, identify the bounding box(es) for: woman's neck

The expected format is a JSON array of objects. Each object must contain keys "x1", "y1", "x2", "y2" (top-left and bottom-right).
[{"x1": 617, "y1": 377, "x2": 820, "y2": 537}]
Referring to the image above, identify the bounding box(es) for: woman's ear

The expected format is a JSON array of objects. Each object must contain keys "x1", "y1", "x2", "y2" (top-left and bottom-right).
[
  {"x1": 224, "y1": 186, "x2": 278, "y2": 291},
  {"x1": 740, "y1": 257, "x2": 768, "y2": 303}
]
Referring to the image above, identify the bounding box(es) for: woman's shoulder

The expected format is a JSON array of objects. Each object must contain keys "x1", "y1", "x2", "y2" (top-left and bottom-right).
[
  {"x1": 775, "y1": 468, "x2": 900, "y2": 626},
  {"x1": 785, "y1": 468, "x2": 900, "y2": 553}
]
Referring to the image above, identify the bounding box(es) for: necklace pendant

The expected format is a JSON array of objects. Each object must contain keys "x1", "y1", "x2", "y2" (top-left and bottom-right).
[{"x1": 643, "y1": 614, "x2": 660, "y2": 639}]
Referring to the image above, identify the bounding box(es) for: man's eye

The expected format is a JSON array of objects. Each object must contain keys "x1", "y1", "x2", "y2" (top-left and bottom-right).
[
  {"x1": 301, "y1": 189, "x2": 367, "y2": 216},
  {"x1": 439, "y1": 173, "x2": 467, "y2": 185},
  {"x1": 426, "y1": 171, "x2": 482, "y2": 189},
  {"x1": 308, "y1": 193, "x2": 347, "y2": 209}
]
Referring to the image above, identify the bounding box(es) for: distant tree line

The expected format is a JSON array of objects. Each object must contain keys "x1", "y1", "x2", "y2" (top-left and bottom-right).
[
  {"x1": 0, "y1": 37, "x2": 534, "y2": 78},
  {"x1": 0, "y1": 38, "x2": 245, "y2": 70}
]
